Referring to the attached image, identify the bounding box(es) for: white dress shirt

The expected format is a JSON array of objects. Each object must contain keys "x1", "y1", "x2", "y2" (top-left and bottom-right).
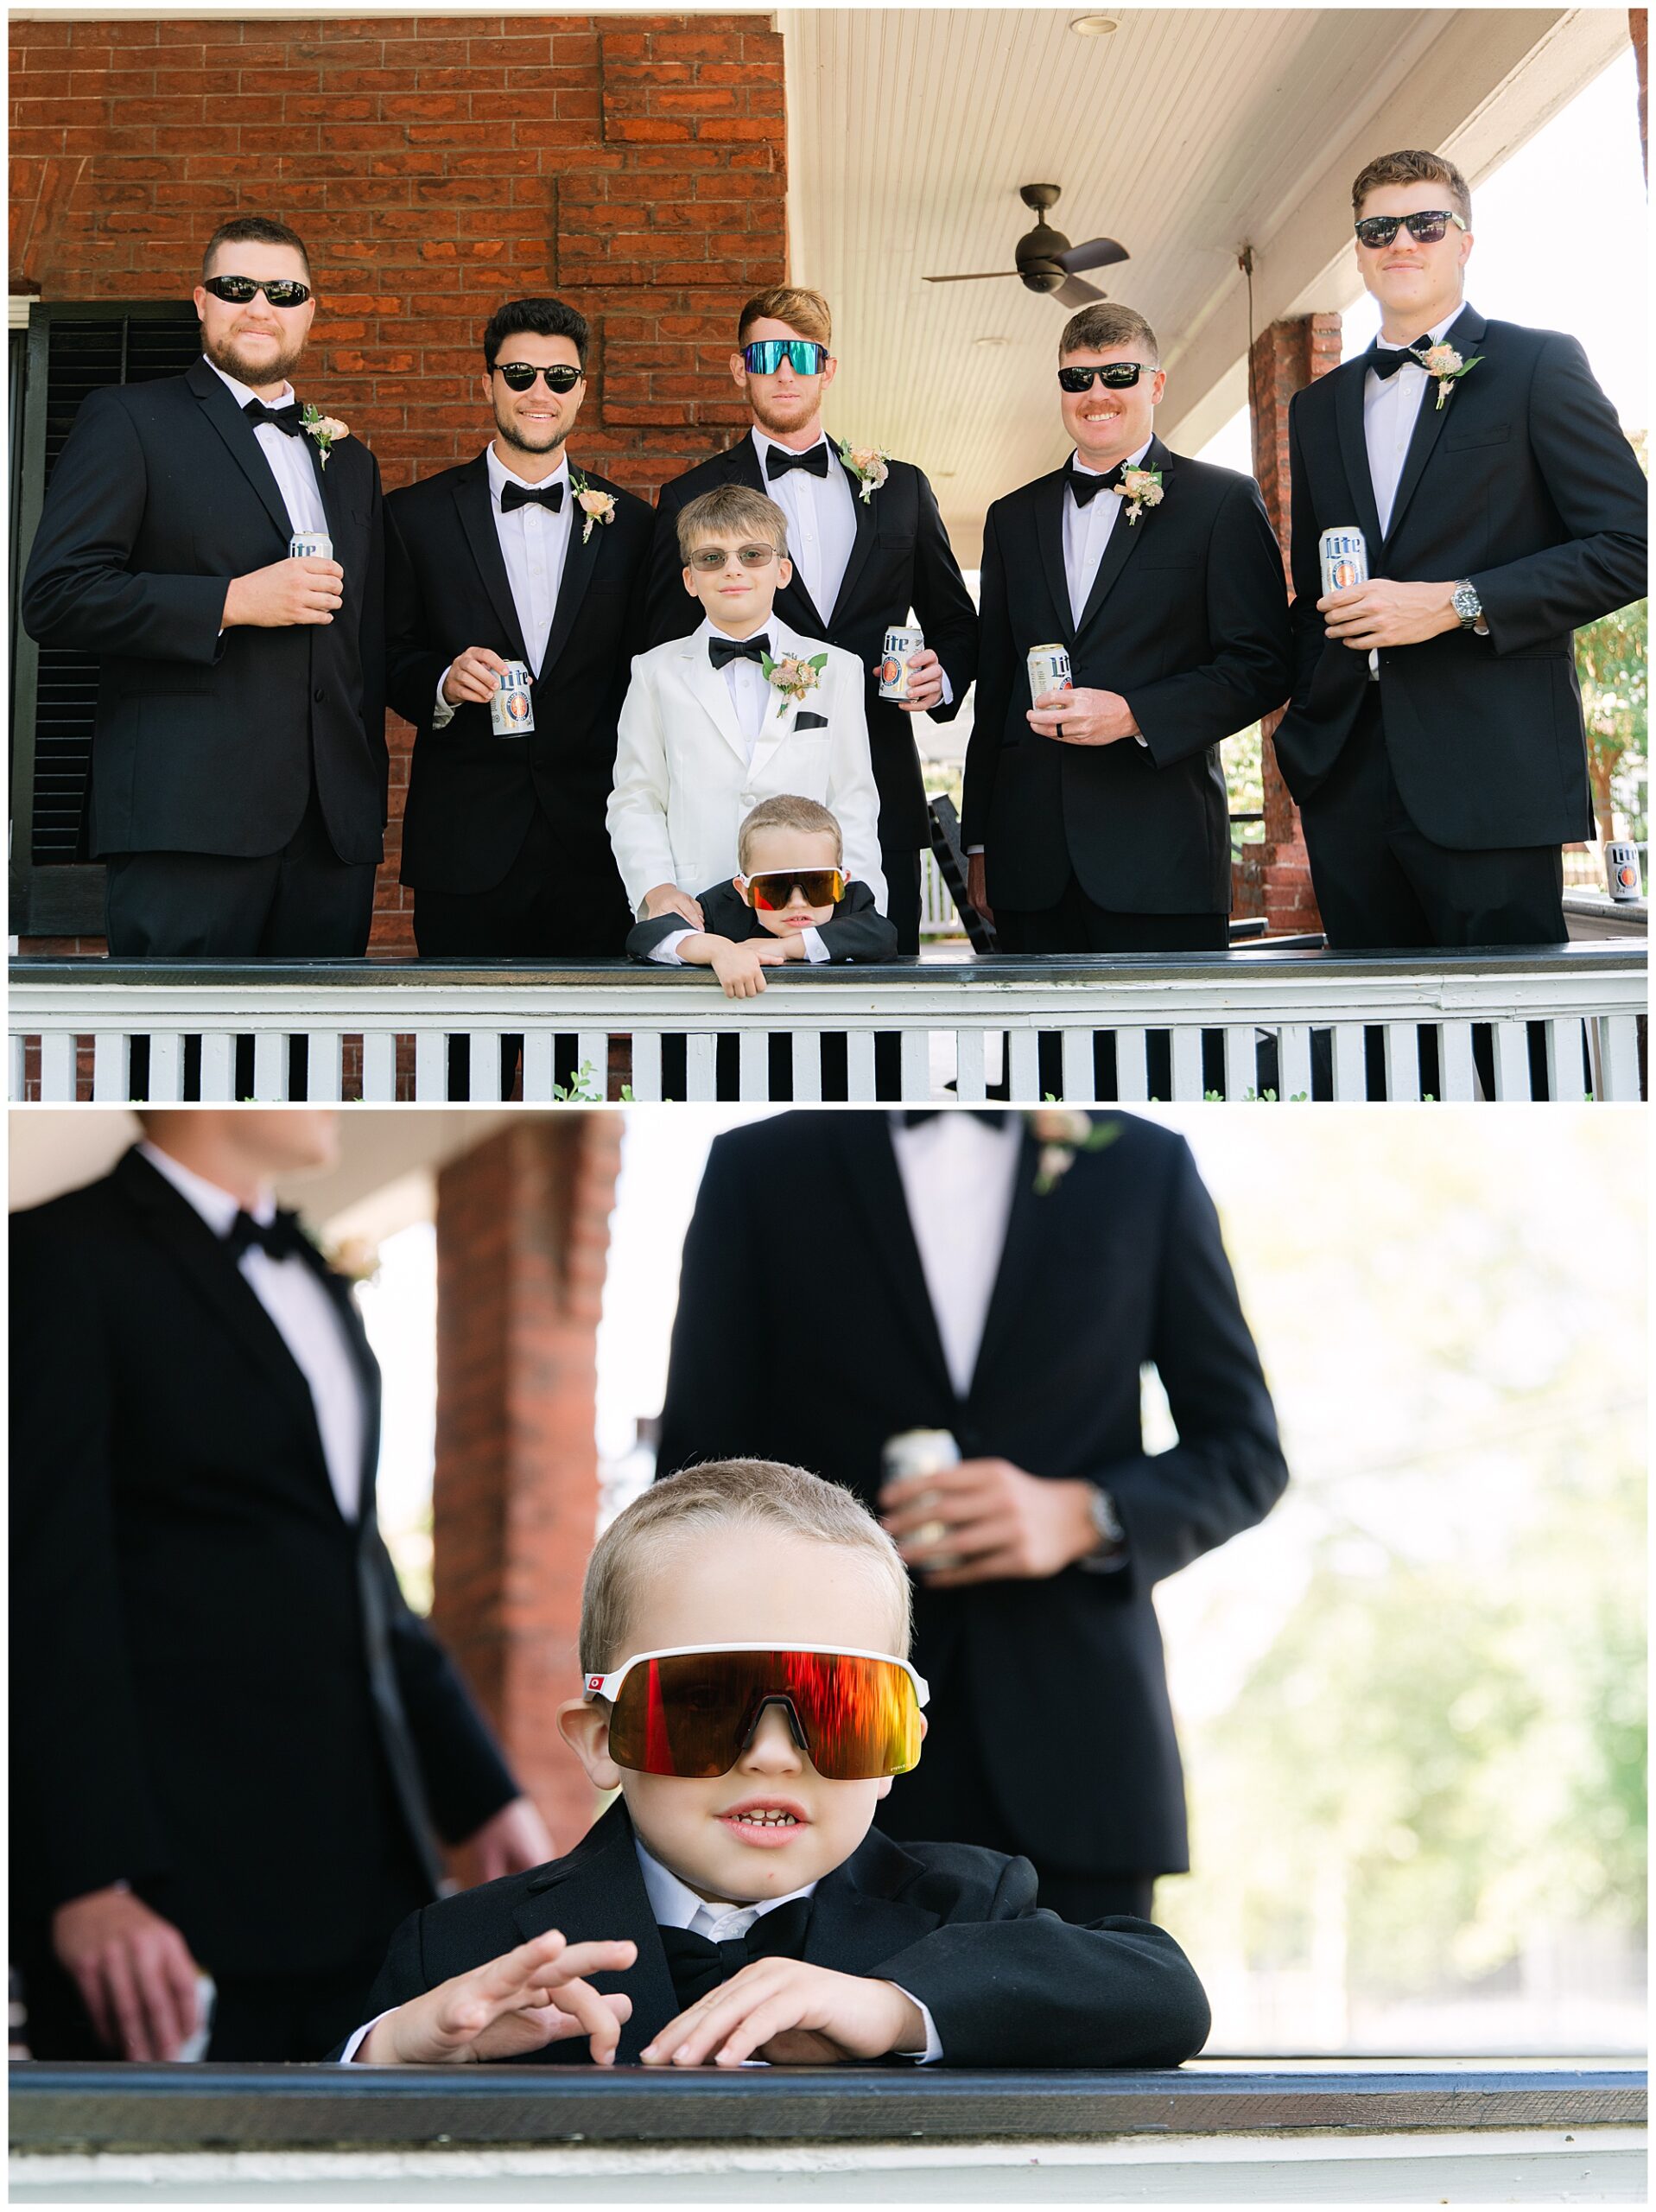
[
  {"x1": 1063, "y1": 436, "x2": 1151, "y2": 632},
  {"x1": 204, "y1": 358, "x2": 328, "y2": 537},
  {"x1": 137, "y1": 1142, "x2": 365, "y2": 1522},
  {"x1": 889, "y1": 1114, "x2": 1023, "y2": 1399},
  {"x1": 751, "y1": 427, "x2": 858, "y2": 623},
  {"x1": 433, "y1": 446, "x2": 574, "y2": 723}
]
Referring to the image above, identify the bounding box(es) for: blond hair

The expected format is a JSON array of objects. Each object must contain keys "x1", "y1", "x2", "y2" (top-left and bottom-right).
[
  {"x1": 1059, "y1": 302, "x2": 1159, "y2": 365},
  {"x1": 738, "y1": 795, "x2": 843, "y2": 872},
  {"x1": 1351, "y1": 149, "x2": 1471, "y2": 226},
  {"x1": 738, "y1": 285, "x2": 832, "y2": 349},
  {"x1": 580, "y1": 1458, "x2": 912, "y2": 1675},
  {"x1": 676, "y1": 483, "x2": 790, "y2": 563}
]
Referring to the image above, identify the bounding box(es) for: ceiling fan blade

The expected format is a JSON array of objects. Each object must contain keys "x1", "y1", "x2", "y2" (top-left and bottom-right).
[
  {"x1": 1054, "y1": 275, "x2": 1105, "y2": 308},
  {"x1": 923, "y1": 270, "x2": 1023, "y2": 283},
  {"x1": 1058, "y1": 236, "x2": 1131, "y2": 275}
]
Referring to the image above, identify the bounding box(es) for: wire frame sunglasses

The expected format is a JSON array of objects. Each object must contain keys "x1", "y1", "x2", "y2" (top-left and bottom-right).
[
  {"x1": 201, "y1": 274, "x2": 313, "y2": 308},
  {"x1": 741, "y1": 868, "x2": 848, "y2": 911},
  {"x1": 1056, "y1": 362, "x2": 1156, "y2": 392},
  {"x1": 687, "y1": 542, "x2": 780, "y2": 570},
  {"x1": 495, "y1": 362, "x2": 584, "y2": 392},
  {"x1": 1354, "y1": 210, "x2": 1468, "y2": 248},
  {"x1": 584, "y1": 1643, "x2": 929, "y2": 1780},
  {"x1": 742, "y1": 339, "x2": 829, "y2": 376}
]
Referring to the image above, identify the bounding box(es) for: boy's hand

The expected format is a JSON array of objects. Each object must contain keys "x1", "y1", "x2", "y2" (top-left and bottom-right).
[
  {"x1": 639, "y1": 1961, "x2": 923, "y2": 2068},
  {"x1": 358, "y1": 1930, "x2": 637, "y2": 2065},
  {"x1": 710, "y1": 941, "x2": 788, "y2": 999},
  {"x1": 642, "y1": 883, "x2": 706, "y2": 930}
]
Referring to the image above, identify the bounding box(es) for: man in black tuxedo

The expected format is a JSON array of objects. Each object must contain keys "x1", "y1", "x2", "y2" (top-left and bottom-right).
[
  {"x1": 656, "y1": 1110, "x2": 1289, "y2": 1924},
  {"x1": 10, "y1": 1111, "x2": 550, "y2": 2063},
  {"x1": 1274, "y1": 148, "x2": 1647, "y2": 951},
  {"x1": 644, "y1": 285, "x2": 978, "y2": 953},
  {"x1": 962, "y1": 302, "x2": 1292, "y2": 957},
  {"x1": 386, "y1": 296, "x2": 652, "y2": 961},
  {"x1": 21, "y1": 215, "x2": 387, "y2": 957}
]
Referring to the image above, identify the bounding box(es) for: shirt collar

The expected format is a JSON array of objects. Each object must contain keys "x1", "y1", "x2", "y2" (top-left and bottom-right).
[
  {"x1": 1370, "y1": 303, "x2": 1466, "y2": 369},
  {"x1": 749, "y1": 424, "x2": 832, "y2": 467},
  {"x1": 204, "y1": 356, "x2": 295, "y2": 410},
  {"x1": 487, "y1": 444, "x2": 571, "y2": 506},
  {"x1": 696, "y1": 612, "x2": 783, "y2": 654},
  {"x1": 1070, "y1": 435, "x2": 1152, "y2": 480},
  {"x1": 136, "y1": 1141, "x2": 276, "y2": 1236},
  {"x1": 633, "y1": 1834, "x2": 817, "y2": 1934}
]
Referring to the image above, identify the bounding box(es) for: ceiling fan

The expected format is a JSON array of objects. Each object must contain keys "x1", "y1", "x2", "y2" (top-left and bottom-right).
[{"x1": 924, "y1": 183, "x2": 1129, "y2": 308}]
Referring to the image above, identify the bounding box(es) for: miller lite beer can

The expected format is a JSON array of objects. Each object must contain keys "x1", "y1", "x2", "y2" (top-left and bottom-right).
[
  {"x1": 879, "y1": 625, "x2": 925, "y2": 701},
  {"x1": 882, "y1": 1428, "x2": 961, "y2": 1573},
  {"x1": 1026, "y1": 643, "x2": 1073, "y2": 705},
  {"x1": 1319, "y1": 526, "x2": 1368, "y2": 596},
  {"x1": 490, "y1": 659, "x2": 536, "y2": 738},
  {"x1": 1605, "y1": 842, "x2": 1643, "y2": 902},
  {"x1": 289, "y1": 530, "x2": 333, "y2": 562}
]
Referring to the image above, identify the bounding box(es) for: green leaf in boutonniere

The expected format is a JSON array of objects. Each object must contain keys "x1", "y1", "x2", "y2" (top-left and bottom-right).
[
  {"x1": 301, "y1": 404, "x2": 350, "y2": 469},
  {"x1": 1027, "y1": 1109, "x2": 1121, "y2": 1194},
  {"x1": 760, "y1": 649, "x2": 829, "y2": 715},
  {"x1": 837, "y1": 439, "x2": 892, "y2": 504},
  {"x1": 1114, "y1": 465, "x2": 1164, "y2": 526}
]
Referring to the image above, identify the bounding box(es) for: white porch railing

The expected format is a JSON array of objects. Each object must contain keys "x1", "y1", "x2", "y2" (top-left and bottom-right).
[{"x1": 9, "y1": 945, "x2": 1645, "y2": 1103}]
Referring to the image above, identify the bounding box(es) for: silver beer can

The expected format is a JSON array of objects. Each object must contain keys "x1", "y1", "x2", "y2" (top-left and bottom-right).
[
  {"x1": 289, "y1": 530, "x2": 333, "y2": 561},
  {"x1": 1605, "y1": 842, "x2": 1643, "y2": 901},
  {"x1": 1319, "y1": 526, "x2": 1368, "y2": 596},
  {"x1": 879, "y1": 625, "x2": 925, "y2": 701},
  {"x1": 490, "y1": 659, "x2": 536, "y2": 738},
  {"x1": 882, "y1": 1427, "x2": 961, "y2": 1571},
  {"x1": 1026, "y1": 643, "x2": 1073, "y2": 704}
]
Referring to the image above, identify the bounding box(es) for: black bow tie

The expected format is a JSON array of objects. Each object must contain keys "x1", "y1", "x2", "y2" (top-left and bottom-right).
[
  {"x1": 242, "y1": 398, "x2": 304, "y2": 435},
  {"x1": 1066, "y1": 460, "x2": 1128, "y2": 505},
  {"x1": 500, "y1": 480, "x2": 565, "y2": 514},
  {"x1": 1368, "y1": 337, "x2": 1434, "y2": 381},
  {"x1": 765, "y1": 442, "x2": 831, "y2": 481},
  {"x1": 225, "y1": 1207, "x2": 310, "y2": 1263},
  {"x1": 657, "y1": 1896, "x2": 813, "y2": 2014},
  {"x1": 903, "y1": 1109, "x2": 1008, "y2": 1129},
  {"x1": 709, "y1": 633, "x2": 771, "y2": 670}
]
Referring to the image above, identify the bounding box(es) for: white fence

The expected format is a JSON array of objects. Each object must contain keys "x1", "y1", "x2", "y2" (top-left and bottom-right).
[{"x1": 10, "y1": 944, "x2": 1646, "y2": 1103}]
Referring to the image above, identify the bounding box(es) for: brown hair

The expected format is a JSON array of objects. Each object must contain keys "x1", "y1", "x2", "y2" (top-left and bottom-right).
[
  {"x1": 676, "y1": 483, "x2": 790, "y2": 563},
  {"x1": 1351, "y1": 149, "x2": 1471, "y2": 226},
  {"x1": 737, "y1": 285, "x2": 833, "y2": 349},
  {"x1": 203, "y1": 215, "x2": 312, "y2": 281},
  {"x1": 580, "y1": 1458, "x2": 912, "y2": 1675},
  {"x1": 738, "y1": 795, "x2": 844, "y2": 872},
  {"x1": 1058, "y1": 302, "x2": 1159, "y2": 365}
]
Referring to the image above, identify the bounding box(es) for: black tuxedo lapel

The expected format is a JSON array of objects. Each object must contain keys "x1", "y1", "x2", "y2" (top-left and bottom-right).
[
  {"x1": 965, "y1": 1124, "x2": 1046, "y2": 1397},
  {"x1": 512, "y1": 1802, "x2": 679, "y2": 2060},
  {"x1": 1075, "y1": 437, "x2": 1171, "y2": 637},
  {"x1": 1332, "y1": 359, "x2": 1386, "y2": 559},
  {"x1": 537, "y1": 479, "x2": 604, "y2": 682},
  {"x1": 185, "y1": 357, "x2": 299, "y2": 550},
  {"x1": 451, "y1": 453, "x2": 532, "y2": 670},
  {"x1": 833, "y1": 1120, "x2": 955, "y2": 1408},
  {"x1": 1382, "y1": 304, "x2": 1487, "y2": 553},
  {"x1": 1035, "y1": 469, "x2": 1075, "y2": 646},
  {"x1": 804, "y1": 1829, "x2": 941, "y2": 1974},
  {"x1": 826, "y1": 448, "x2": 878, "y2": 626}
]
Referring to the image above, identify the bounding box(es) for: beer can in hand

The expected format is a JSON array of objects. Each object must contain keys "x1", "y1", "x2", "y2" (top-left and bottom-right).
[
  {"x1": 879, "y1": 626, "x2": 925, "y2": 701},
  {"x1": 289, "y1": 530, "x2": 333, "y2": 562},
  {"x1": 1605, "y1": 842, "x2": 1643, "y2": 901},
  {"x1": 1026, "y1": 643, "x2": 1073, "y2": 705},
  {"x1": 1319, "y1": 527, "x2": 1368, "y2": 596},
  {"x1": 490, "y1": 659, "x2": 536, "y2": 738},
  {"x1": 883, "y1": 1427, "x2": 962, "y2": 1573}
]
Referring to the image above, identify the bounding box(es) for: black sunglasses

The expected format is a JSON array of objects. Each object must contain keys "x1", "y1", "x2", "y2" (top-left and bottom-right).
[
  {"x1": 742, "y1": 339, "x2": 828, "y2": 376},
  {"x1": 1057, "y1": 362, "x2": 1155, "y2": 392},
  {"x1": 495, "y1": 362, "x2": 584, "y2": 392},
  {"x1": 1354, "y1": 210, "x2": 1467, "y2": 247},
  {"x1": 202, "y1": 274, "x2": 313, "y2": 308}
]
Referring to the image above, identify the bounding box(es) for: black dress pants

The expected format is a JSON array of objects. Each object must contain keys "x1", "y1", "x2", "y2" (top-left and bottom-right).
[{"x1": 880, "y1": 842, "x2": 923, "y2": 958}]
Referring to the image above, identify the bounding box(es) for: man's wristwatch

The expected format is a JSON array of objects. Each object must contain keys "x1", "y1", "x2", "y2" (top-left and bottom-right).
[
  {"x1": 1080, "y1": 1483, "x2": 1126, "y2": 1571},
  {"x1": 1451, "y1": 579, "x2": 1486, "y2": 633}
]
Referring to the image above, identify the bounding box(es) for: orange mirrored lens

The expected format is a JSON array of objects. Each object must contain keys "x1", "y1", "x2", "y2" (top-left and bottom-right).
[
  {"x1": 744, "y1": 869, "x2": 846, "y2": 912},
  {"x1": 607, "y1": 1649, "x2": 922, "y2": 1779}
]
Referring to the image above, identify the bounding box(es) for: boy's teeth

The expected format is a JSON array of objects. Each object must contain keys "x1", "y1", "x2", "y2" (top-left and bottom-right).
[{"x1": 738, "y1": 1810, "x2": 797, "y2": 1825}]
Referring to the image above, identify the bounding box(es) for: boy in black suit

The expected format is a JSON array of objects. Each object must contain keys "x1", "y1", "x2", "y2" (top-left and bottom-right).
[
  {"x1": 627, "y1": 796, "x2": 898, "y2": 996},
  {"x1": 340, "y1": 1459, "x2": 1209, "y2": 2069}
]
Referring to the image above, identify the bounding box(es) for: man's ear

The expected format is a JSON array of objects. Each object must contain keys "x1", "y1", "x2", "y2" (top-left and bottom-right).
[
  {"x1": 557, "y1": 1698, "x2": 623, "y2": 1792},
  {"x1": 728, "y1": 350, "x2": 749, "y2": 395}
]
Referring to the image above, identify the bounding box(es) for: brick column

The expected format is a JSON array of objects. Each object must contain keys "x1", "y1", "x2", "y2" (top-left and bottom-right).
[
  {"x1": 1633, "y1": 11, "x2": 1648, "y2": 180},
  {"x1": 1240, "y1": 313, "x2": 1342, "y2": 936},
  {"x1": 430, "y1": 1114, "x2": 623, "y2": 1848}
]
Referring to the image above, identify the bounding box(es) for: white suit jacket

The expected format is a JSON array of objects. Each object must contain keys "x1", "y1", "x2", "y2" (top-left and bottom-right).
[{"x1": 607, "y1": 618, "x2": 887, "y2": 916}]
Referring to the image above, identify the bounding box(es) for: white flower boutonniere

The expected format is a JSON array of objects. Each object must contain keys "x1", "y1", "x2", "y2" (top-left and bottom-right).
[
  {"x1": 323, "y1": 1234, "x2": 381, "y2": 1284},
  {"x1": 1027, "y1": 1109, "x2": 1121, "y2": 1195},
  {"x1": 761, "y1": 649, "x2": 828, "y2": 715},
  {"x1": 1412, "y1": 342, "x2": 1482, "y2": 410},
  {"x1": 301, "y1": 404, "x2": 350, "y2": 468},
  {"x1": 1114, "y1": 465, "x2": 1164, "y2": 526},
  {"x1": 570, "y1": 469, "x2": 618, "y2": 544},
  {"x1": 837, "y1": 439, "x2": 891, "y2": 504}
]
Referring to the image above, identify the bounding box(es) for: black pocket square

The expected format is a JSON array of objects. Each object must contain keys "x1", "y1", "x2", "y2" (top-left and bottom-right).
[{"x1": 794, "y1": 710, "x2": 829, "y2": 730}]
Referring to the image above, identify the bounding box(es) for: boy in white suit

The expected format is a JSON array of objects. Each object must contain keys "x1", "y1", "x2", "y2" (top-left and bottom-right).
[{"x1": 609, "y1": 486, "x2": 886, "y2": 924}]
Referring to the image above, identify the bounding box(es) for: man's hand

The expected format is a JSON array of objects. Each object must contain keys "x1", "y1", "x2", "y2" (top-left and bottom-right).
[
  {"x1": 457, "y1": 1796, "x2": 554, "y2": 1887},
  {"x1": 1027, "y1": 685, "x2": 1139, "y2": 747},
  {"x1": 640, "y1": 1961, "x2": 923, "y2": 2068},
  {"x1": 358, "y1": 1930, "x2": 637, "y2": 2066},
  {"x1": 1318, "y1": 578, "x2": 1460, "y2": 650},
  {"x1": 966, "y1": 851, "x2": 993, "y2": 922},
  {"x1": 642, "y1": 883, "x2": 706, "y2": 930},
  {"x1": 441, "y1": 646, "x2": 512, "y2": 706},
  {"x1": 880, "y1": 1458, "x2": 1099, "y2": 1586},
  {"x1": 51, "y1": 1886, "x2": 203, "y2": 2061},
  {"x1": 871, "y1": 645, "x2": 946, "y2": 715},
  {"x1": 710, "y1": 940, "x2": 789, "y2": 999},
  {"x1": 221, "y1": 556, "x2": 344, "y2": 630}
]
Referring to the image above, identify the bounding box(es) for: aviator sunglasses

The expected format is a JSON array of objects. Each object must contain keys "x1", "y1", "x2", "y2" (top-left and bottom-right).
[
  {"x1": 1354, "y1": 210, "x2": 1467, "y2": 248},
  {"x1": 1057, "y1": 362, "x2": 1156, "y2": 392},
  {"x1": 742, "y1": 339, "x2": 829, "y2": 376},
  {"x1": 202, "y1": 274, "x2": 313, "y2": 308},
  {"x1": 688, "y1": 542, "x2": 779, "y2": 570},
  {"x1": 584, "y1": 1643, "x2": 929, "y2": 1780},
  {"x1": 741, "y1": 868, "x2": 847, "y2": 911},
  {"x1": 495, "y1": 362, "x2": 584, "y2": 392}
]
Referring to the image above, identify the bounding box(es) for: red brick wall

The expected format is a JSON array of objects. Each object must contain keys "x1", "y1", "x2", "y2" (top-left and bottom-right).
[
  {"x1": 431, "y1": 1112, "x2": 623, "y2": 1849},
  {"x1": 9, "y1": 12, "x2": 786, "y2": 951}
]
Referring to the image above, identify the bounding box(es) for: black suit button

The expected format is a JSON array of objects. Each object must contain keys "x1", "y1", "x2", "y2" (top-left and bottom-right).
[{"x1": 314, "y1": 687, "x2": 326, "y2": 702}]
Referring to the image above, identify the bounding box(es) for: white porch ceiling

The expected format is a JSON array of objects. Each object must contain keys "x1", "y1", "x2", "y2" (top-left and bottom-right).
[{"x1": 779, "y1": 8, "x2": 1628, "y2": 564}]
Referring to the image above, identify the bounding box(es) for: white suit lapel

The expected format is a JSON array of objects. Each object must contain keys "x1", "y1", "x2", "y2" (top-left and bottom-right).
[
  {"x1": 679, "y1": 634, "x2": 752, "y2": 767},
  {"x1": 748, "y1": 619, "x2": 814, "y2": 772}
]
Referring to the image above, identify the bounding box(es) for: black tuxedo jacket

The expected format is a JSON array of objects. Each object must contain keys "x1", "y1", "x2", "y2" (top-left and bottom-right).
[
  {"x1": 10, "y1": 1149, "x2": 519, "y2": 1980},
  {"x1": 645, "y1": 435, "x2": 979, "y2": 850},
  {"x1": 385, "y1": 452, "x2": 653, "y2": 907},
  {"x1": 961, "y1": 438, "x2": 1292, "y2": 914},
  {"x1": 1274, "y1": 307, "x2": 1648, "y2": 845},
  {"x1": 348, "y1": 1796, "x2": 1209, "y2": 2069},
  {"x1": 20, "y1": 357, "x2": 387, "y2": 864},
  {"x1": 656, "y1": 1114, "x2": 1288, "y2": 1876},
  {"x1": 625, "y1": 878, "x2": 898, "y2": 965}
]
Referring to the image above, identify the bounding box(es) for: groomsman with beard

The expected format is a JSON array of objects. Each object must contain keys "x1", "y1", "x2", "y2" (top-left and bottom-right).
[
  {"x1": 645, "y1": 287, "x2": 978, "y2": 954},
  {"x1": 22, "y1": 216, "x2": 386, "y2": 957}
]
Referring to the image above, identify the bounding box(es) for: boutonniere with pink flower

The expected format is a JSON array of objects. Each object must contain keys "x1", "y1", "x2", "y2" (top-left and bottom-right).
[
  {"x1": 760, "y1": 648, "x2": 829, "y2": 715},
  {"x1": 1412, "y1": 341, "x2": 1482, "y2": 410},
  {"x1": 1114, "y1": 465, "x2": 1164, "y2": 526},
  {"x1": 837, "y1": 438, "x2": 891, "y2": 504},
  {"x1": 301, "y1": 404, "x2": 349, "y2": 468},
  {"x1": 570, "y1": 468, "x2": 617, "y2": 543},
  {"x1": 1027, "y1": 1109, "x2": 1121, "y2": 1194},
  {"x1": 323, "y1": 1234, "x2": 381, "y2": 1284}
]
